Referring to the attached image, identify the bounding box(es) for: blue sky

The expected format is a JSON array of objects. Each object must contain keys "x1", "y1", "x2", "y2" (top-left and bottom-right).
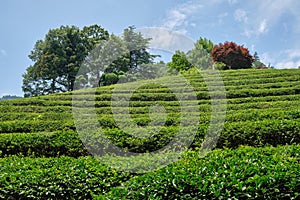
[{"x1": 1, "y1": 0, "x2": 300, "y2": 97}]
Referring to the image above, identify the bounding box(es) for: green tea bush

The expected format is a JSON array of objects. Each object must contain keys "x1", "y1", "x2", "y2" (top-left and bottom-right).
[
  {"x1": 0, "y1": 131, "x2": 88, "y2": 157},
  {"x1": 100, "y1": 145, "x2": 300, "y2": 200},
  {"x1": 0, "y1": 116, "x2": 298, "y2": 157},
  {"x1": 0, "y1": 156, "x2": 132, "y2": 199}
]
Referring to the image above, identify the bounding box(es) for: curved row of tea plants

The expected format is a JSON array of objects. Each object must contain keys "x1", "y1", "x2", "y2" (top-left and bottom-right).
[
  {"x1": 0, "y1": 109, "x2": 299, "y2": 157},
  {"x1": 0, "y1": 145, "x2": 299, "y2": 199},
  {"x1": 99, "y1": 145, "x2": 300, "y2": 200},
  {"x1": 0, "y1": 68, "x2": 299, "y2": 199}
]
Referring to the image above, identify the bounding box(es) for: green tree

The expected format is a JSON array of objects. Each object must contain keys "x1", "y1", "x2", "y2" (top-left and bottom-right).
[
  {"x1": 253, "y1": 51, "x2": 260, "y2": 62},
  {"x1": 79, "y1": 34, "x2": 127, "y2": 88},
  {"x1": 252, "y1": 51, "x2": 267, "y2": 69},
  {"x1": 197, "y1": 37, "x2": 214, "y2": 54},
  {"x1": 98, "y1": 26, "x2": 157, "y2": 86},
  {"x1": 187, "y1": 37, "x2": 213, "y2": 70},
  {"x1": 167, "y1": 37, "x2": 214, "y2": 71},
  {"x1": 167, "y1": 50, "x2": 193, "y2": 72},
  {"x1": 0, "y1": 95, "x2": 21, "y2": 101},
  {"x1": 22, "y1": 24, "x2": 108, "y2": 97},
  {"x1": 122, "y1": 26, "x2": 156, "y2": 70}
]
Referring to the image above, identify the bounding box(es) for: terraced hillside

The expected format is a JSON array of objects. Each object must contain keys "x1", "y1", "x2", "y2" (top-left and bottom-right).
[{"x1": 0, "y1": 68, "x2": 299, "y2": 199}]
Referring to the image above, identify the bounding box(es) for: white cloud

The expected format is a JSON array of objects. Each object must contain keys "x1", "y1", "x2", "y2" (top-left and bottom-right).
[
  {"x1": 282, "y1": 49, "x2": 300, "y2": 59},
  {"x1": 238, "y1": 0, "x2": 300, "y2": 37},
  {"x1": 250, "y1": 44, "x2": 255, "y2": 52},
  {"x1": 274, "y1": 49, "x2": 300, "y2": 68},
  {"x1": 260, "y1": 49, "x2": 300, "y2": 69},
  {"x1": 228, "y1": 0, "x2": 238, "y2": 4},
  {"x1": 138, "y1": 27, "x2": 195, "y2": 53},
  {"x1": 0, "y1": 49, "x2": 7, "y2": 56},
  {"x1": 258, "y1": 19, "x2": 268, "y2": 34},
  {"x1": 234, "y1": 9, "x2": 248, "y2": 23},
  {"x1": 275, "y1": 60, "x2": 300, "y2": 69},
  {"x1": 260, "y1": 52, "x2": 275, "y2": 66},
  {"x1": 161, "y1": 1, "x2": 203, "y2": 33}
]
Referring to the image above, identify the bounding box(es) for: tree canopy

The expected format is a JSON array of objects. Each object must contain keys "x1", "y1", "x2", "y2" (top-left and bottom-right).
[
  {"x1": 23, "y1": 25, "x2": 160, "y2": 97},
  {"x1": 211, "y1": 41, "x2": 254, "y2": 70},
  {"x1": 80, "y1": 26, "x2": 158, "y2": 87},
  {"x1": 187, "y1": 37, "x2": 213, "y2": 70},
  {"x1": 167, "y1": 50, "x2": 193, "y2": 72},
  {"x1": 167, "y1": 37, "x2": 213, "y2": 71},
  {"x1": 22, "y1": 25, "x2": 109, "y2": 97},
  {"x1": 22, "y1": 24, "x2": 265, "y2": 97}
]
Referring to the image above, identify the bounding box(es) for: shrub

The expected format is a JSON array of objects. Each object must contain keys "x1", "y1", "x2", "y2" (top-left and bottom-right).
[{"x1": 100, "y1": 145, "x2": 300, "y2": 199}]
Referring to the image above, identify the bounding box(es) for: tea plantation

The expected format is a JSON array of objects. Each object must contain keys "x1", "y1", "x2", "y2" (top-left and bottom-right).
[{"x1": 0, "y1": 68, "x2": 299, "y2": 199}]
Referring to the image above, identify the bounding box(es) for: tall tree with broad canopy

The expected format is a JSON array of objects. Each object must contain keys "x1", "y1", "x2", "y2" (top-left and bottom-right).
[
  {"x1": 187, "y1": 37, "x2": 213, "y2": 70},
  {"x1": 211, "y1": 41, "x2": 254, "y2": 70},
  {"x1": 167, "y1": 37, "x2": 213, "y2": 71},
  {"x1": 97, "y1": 26, "x2": 158, "y2": 86},
  {"x1": 123, "y1": 26, "x2": 156, "y2": 70},
  {"x1": 22, "y1": 24, "x2": 108, "y2": 97},
  {"x1": 78, "y1": 34, "x2": 127, "y2": 88}
]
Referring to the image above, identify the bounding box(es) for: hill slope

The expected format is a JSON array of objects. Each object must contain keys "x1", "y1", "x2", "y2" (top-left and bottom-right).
[{"x1": 0, "y1": 68, "x2": 299, "y2": 199}]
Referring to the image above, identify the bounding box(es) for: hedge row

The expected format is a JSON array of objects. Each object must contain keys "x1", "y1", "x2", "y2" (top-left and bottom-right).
[
  {"x1": 100, "y1": 119, "x2": 300, "y2": 152},
  {"x1": 1, "y1": 94, "x2": 299, "y2": 116},
  {"x1": 99, "y1": 145, "x2": 300, "y2": 200},
  {"x1": 218, "y1": 68, "x2": 298, "y2": 77},
  {"x1": 1, "y1": 101, "x2": 298, "y2": 134},
  {"x1": 0, "y1": 105, "x2": 71, "y2": 113},
  {"x1": 0, "y1": 71, "x2": 298, "y2": 105},
  {"x1": 71, "y1": 86, "x2": 300, "y2": 101},
  {"x1": 21, "y1": 77, "x2": 299, "y2": 102},
  {"x1": 0, "y1": 112, "x2": 72, "y2": 121},
  {"x1": 1, "y1": 118, "x2": 298, "y2": 157},
  {"x1": 0, "y1": 120, "x2": 74, "y2": 133},
  {"x1": 1, "y1": 145, "x2": 299, "y2": 199},
  {"x1": 0, "y1": 98, "x2": 298, "y2": 119},
  {"x1": 0, "y1": 131, "x2": 88, "y2": 157},
  {"x1": 1, "y1": 105, "x2": 299, "y2": 126},
  {"x1": 94, "y1": 100, "x2": 299, "y2": 114},
  {"x1": 0, "y1": 156, "x2": 132, "y2": 199}
]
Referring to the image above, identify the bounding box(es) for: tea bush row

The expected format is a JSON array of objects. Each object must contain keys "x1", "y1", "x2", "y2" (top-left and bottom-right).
[
  {"x1": 1, "y1": 101, "x2": 298, "y2": 134},
  {"x1": 0, "y1": 131, "x2": 88, "y2": 157},
  {"x1": 0, "y1": 156, "x2": 132, "y2": 199},
  {"x1": 3, "y1": 106, "x2": 297, "y2": 126},
  {"x1": 100, "y1": 145, "x2": 300, "y2": 200},
  {"x1": 0, "y1": 117, "x2": 299, "y2": 158}
]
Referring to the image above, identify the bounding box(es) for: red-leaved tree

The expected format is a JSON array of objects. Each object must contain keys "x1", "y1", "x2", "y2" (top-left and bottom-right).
[{"x1": 211, "y1": 41, "x2": 254, "y2": 70}]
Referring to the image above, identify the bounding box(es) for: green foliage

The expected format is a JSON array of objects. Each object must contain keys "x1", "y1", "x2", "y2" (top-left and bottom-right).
[
  {"x1": 198, "y1": 37, "x2": 214, "y2": 54},
  {"x1": 122, "y1": 26, "x2": 156, "y2": 69},
  {"x1": 101, "y1": 145, "x2": 300, "y2": 199},
  {"x1": 79, "y1": 34, "x2": 127, "y2": 88},
  {"x1": 0, "y1": 156, "x2": 132, "y2": 199},
  {"x1": 0, "y1": 95, "x2": 21, "y2": 101},
  {"x1": 168, "y1": 37, "x2": 214, "y2": 71},
  {"x1": 100, "y1": 72, "x2": 120, "y2": 86},
  {"x1": 187, "y1": 37, "x2": 213, "y2": 70},
  {"x1": 253, "y1": 51, "x2": 260, "y2": 61},
  {"x1": 78, "y1": 26, "x2": 158, "y2": 87},
  {"x1": 0, "y1": 131, "x2": 88, "y2": 157},
  {"x1": 1, "y1": 68, "x2": 300, "y2": 199},
  {"x1": 0, "y1": 102, "x2": 299, "y2": 157},
  {"x1": 23, "y1": 24, "x2": 109, "y2": 97},
  {"x1": 167, "y1": 50, "x2": 193, "y2": 72}
]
